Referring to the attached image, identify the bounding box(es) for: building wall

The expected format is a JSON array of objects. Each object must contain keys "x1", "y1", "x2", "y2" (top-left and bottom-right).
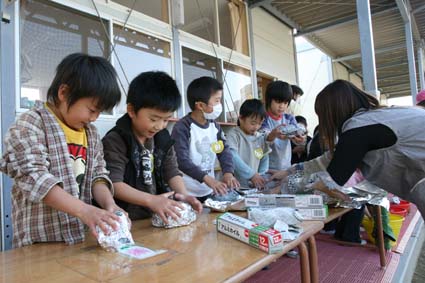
[
  {"x1": 251, "y1": 8, "x2": 297, "y2": 83},
  {"x1": 333, "y1": 62, "x2": 363, "y2": 89}
]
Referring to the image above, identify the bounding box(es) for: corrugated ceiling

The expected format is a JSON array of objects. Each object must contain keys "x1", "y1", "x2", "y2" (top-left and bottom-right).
[{"x1": 251, "y1": 0, "x2": 425, "y2": 99}]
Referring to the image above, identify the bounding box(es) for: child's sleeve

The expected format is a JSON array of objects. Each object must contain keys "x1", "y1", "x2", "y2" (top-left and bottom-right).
[
  {"x1": 102, "y1": 131, "x2": 129, "y2": 184},
  {"x1": 287, "y1": 114, "x2": 298, "y2": 126},
  {"x1": 171, "y1": 120, "x2": 208, "y2": 182},
  {"x1": 258, "y1": 155, "x2": 269, "y2": 175},
  {"x1": 0, "y1": 116, "x2": 61, "y2": 202},
  {"x1": 215, "y1": 123, "x2": 234, "y2": 174},
  {"x1": 161, "y1": 146, "x2": 183, "y2": 182},
  {"x1": 230, "y1": 149, "x2": 255, "y2": 180},
  {"x1": 91, "y1": 129, "x2": 113, "y2": 193}
]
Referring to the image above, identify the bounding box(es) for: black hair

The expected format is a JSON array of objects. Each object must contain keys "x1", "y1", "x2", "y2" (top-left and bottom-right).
[
  {"x1": 417, "y1": 100, "x2": 425, "y2": 108},
  {"x1": 127, "y1": 71, "x2": 181, "y2": 113},
  {"x1": 291, "y1": 85, "x2": 304, "y2": 96},
  {"x1": 47, "y1": 53, "x2": 121, "y2": 111},
  {"x1": 295, "y1": 115, "x2": 307, "y2": 126},
  {"x1": 237, "y1": 99, "x2": 266, "y2": 126},
  {"x1": 265, "y1": 80, "x2": 293, "y2": 109},
  {"x1": 187, "y1": 76, "x2": 223, "y2": 110}
]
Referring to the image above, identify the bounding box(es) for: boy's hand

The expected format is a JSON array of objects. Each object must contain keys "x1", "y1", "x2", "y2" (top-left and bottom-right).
[
  {"x1": 174, "y1": 193, "x2": 203, "y2": 213},
  {"x1": 223, "y1": 173, "x2": 240, "y2": 189},
  {"x1": 77, "y1": 204, "x2": 120, "y2": 239},
  {"x1": 204, "y1": 175, "x2": 228, "y2": 195},
  {"x1": 104, "y1": 203, "x2": 131, "y2": 230},
  {"x1": 292, "y1": 144, "x2": 305, "y2": 154},
  {"x1": 149, "y1": 192, "x2": 185, "y2": 224},
  {"x1": 250, "y1": 173, "x2": 266, "y2": 189},
  {"x1": 291, "y1": 135, "x2": 306, "y2": 145}
]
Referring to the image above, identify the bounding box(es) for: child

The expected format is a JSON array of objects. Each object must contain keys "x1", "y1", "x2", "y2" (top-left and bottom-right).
[
  {"x1": 226, "y1": 99, "x2": 270, "y2": 188},
  {"x1": 171, "y1": 76, "x2": 239, "y2": 202},
  {"x1": 291, "y1": 115, "x2": 312, "y2": 164},
  {"x1": 0, "y1": 53, "x2": 123, "y2": 248},
  {"x1": 102, "y1": 71, "x2": 202, "y2": 222},
  {"x1": 261, "y1": 81, "x2": 305, "y2": 170}
]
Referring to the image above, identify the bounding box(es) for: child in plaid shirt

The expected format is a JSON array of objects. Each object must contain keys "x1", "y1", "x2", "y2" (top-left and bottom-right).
[{"x1": 0, "y1": 53, "x2": 124, "y2": 247}]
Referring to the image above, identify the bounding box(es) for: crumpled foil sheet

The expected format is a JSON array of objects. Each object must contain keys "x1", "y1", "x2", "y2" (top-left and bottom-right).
[
  {"x1": 284, "y1": 170, "x2": 389, "y2": 209},
  {"x1": 151, "y1": 202, "x2": 197, "y2": 228},
  {"x1": 280, "y1": 124, "x2": 306, "y2": 137},
  {"x1": 204, "y1": 198, "x2": 246, "y2": 212},
  {"x1": 248, "y1": 208, "x2": 303, "y2": 241},
  {"x1": 248, "y1": 207, "x2": 303, "y2": 226},
  {"x1": 96, "y1": 211, "x2": 134, "y2": 252},
  {"x1": 211, "y1": 189, "x2": 241, "y2": 202}
]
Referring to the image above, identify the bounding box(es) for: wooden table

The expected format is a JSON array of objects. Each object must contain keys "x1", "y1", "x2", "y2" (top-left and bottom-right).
[{"x1": 0, "y1": 211, "x2": 323, "y2": 283}]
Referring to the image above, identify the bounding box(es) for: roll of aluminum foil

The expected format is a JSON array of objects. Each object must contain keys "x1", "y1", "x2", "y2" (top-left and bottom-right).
[{"x1": 203, "y1": 198, "x2": 246, "y2": 212}]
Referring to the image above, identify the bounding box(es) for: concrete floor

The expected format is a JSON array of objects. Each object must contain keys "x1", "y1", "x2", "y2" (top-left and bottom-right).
[{"x1": 412, "y1": 242, "x2": 425, "y2": 283}]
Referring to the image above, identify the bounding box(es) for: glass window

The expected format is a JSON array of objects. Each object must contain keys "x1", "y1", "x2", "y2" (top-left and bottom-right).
[
  {"x1": 218, "y1": 0, "x2": 249, "y2": 55},
  {"x1": 112, "y1": 0, "x2": 169, "y2": 23},
  {"x1": 20, "y1": 0, "x2": 109, "y2": 109},
  {"x1": 181, "y1": 0, "x2": 217, "y2": 44},
  {"x1": 182, "y1": 47, "x2": 220, "y2": 118},
  {"x1": 113, "y1": 25, "x2": 172, "y2": 114},
  {"x1": 223, "y1": 62, "x2": 252, "y2": 123}
]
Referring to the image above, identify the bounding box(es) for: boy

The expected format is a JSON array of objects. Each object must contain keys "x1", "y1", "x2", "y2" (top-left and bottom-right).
[
  {"x1": 0, "y1": 53, "x2": 123, "y2": 248},
  {"x1": 102, "y1": 71, "x2": 202, "y2": 222},
  {"x1": 171, "y1": 77, "x2": 239, "y2": 202},
  {"x1": 261, "y1": 81, "x2": 305, "y2": 170},
  {"x1": 291, "y1": 115, "x2": 312, "y2": 164},
  {"x1": 226, "y1": 99, "x2": 270, "y2": 188}
]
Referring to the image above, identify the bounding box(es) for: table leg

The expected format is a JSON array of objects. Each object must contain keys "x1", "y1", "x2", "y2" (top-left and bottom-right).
[
  {"x1": 375, "y1": 205, "x2": 386, "y2": 267},
  {"x1": 298, "y1": 242, "x2": 311, "y2": 283},
  {"x1": 307, "y1": 236, "x2": 319, "y2": 283}
]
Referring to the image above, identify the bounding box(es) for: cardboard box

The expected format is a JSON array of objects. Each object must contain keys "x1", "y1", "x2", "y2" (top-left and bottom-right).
[
  {"x1": 216, "y1": 213, "x2": 284, "y2": 254},
  {"x1": 296, "y1": 206, "x2": 328, "y2": 220},
  {"x1": 245, "y1": 194, "x2": 323, "y2": 209},
  {"x1": 246, "y1": 206, "x2": 328, "y2": 221}
]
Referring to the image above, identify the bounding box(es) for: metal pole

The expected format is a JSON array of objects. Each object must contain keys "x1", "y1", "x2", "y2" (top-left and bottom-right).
[
  {"x1": 418, "y1": 44, "x2": 424, "y2": 91},
  {"x1": 1, "y1": 0, "x2": 18, "y2": 251},
  {"x1": 247, "y1": 7, "x2": 258, "y2": 98},
  {"x1": 356, "y1": 0, "x2": 379, "y2": 98},
  {"x1": 405, "y1": 18, "x2": 418, "y2": 103}
]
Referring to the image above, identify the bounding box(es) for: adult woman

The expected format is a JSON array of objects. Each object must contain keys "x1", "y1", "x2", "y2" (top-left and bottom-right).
[{"x1": 273, "y1": 80, "x2": 425, "y2": 217}]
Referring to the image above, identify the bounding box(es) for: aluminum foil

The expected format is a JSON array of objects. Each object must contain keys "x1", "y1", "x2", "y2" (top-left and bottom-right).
[
  {"x1": 211, "y1": 189, "x2": 241, "y2": 202},
  {"x1": 204, "y1": 197, "x2": 246, "y2": 212},
  {"x1": 96, "y1": 211, "x2": 134, "y2": 252},
  {"x1": 280, "y1": 124, "x2": 307, "y2": 138},
  {"x1": 248, "y1": 207, "x2": 303, "y2": 226},
  {"x1": 284, "y1": 170, "x2": 389, "y2": 209},
  {"x1": 151, "y1": 202, "x2": 197, "y2": 228}
]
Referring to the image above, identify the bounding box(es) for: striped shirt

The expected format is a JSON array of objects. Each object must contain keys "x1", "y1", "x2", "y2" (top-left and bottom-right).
[{"x1": 0, "y1": 102, "x2": 113, "y2": 248}]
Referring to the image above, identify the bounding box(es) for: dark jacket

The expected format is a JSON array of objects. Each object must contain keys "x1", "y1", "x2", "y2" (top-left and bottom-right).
[{"x1": 102, "y1": 114, "x2": 182, "y2": 220}]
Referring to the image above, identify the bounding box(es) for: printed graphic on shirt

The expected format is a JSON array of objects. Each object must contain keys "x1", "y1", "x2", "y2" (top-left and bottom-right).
[
  {"x1": 195, "y1": 136, "x2": 216, "y2": 174},
  {"x1": 68, "y1": 143, "x2": 87, "y2": 190}
]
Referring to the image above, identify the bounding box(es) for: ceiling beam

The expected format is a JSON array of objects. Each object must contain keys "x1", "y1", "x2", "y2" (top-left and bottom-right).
[
  {"x1": 260, "y1": 2, "x2": 300, "y2": 30},
  {"x1": 246, "y1": 0, "x2": 271, "y2": 8},
  {"x1": 295, "y1": 5, "x2": 397, "y2": 37},
  {"x1": 350, "y1": 60, "x2": 408, "y2": 73},
  {"x1": 333, "y1": 43, "x2": 405, "y2": 62},
  {"x1": 413, "y1": 4, "x2": 425, "y2": 14}
]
